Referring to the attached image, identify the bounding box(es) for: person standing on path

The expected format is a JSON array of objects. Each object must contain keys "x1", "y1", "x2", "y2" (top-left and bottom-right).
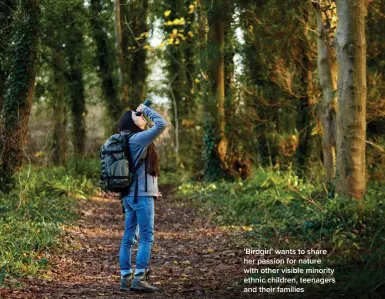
[{"x1": 118, "y1": 104, "x2": 167, "y2": 293}]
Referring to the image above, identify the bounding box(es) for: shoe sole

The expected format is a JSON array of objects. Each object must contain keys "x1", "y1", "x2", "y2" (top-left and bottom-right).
[{"x1": 120, "y1": 283, "x2": 132, "y2": 291}]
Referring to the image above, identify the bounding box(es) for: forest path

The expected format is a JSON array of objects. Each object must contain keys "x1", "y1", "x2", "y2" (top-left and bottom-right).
[{"x1": 2, "y1": 185, "x2": 259, "y2": 299}]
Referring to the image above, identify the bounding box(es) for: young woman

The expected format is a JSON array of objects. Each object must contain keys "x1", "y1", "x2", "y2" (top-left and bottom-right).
[{"x1": 118, "y1": 104, "x2": 167, "y2": 292}]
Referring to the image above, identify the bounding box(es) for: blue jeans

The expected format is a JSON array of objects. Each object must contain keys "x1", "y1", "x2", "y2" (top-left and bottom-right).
[{"x1": 119, "y1": 196, "x2": 155, "y2": 273}]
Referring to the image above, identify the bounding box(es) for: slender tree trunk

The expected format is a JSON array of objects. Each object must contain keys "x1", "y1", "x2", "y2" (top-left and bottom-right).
[
  {"x1": 0, "y1": 0, "x2": 40, "y2": 192},
  {"x1": 335, "y1": 0, "x2": 367, "y2": 199},
  {"x1": 241, "y1": 7, "x2": 277, "y2": 169},
  {"x1": 182, "y1": 11, "x2": 201, "y2": 171},
  {"x1": 51, "y1": 48, "x2": 67, "y2": 166},
  {"x1": 164, "y1": 0, "x2": 198, "y2": 170},
  {"x1": 66, "y1": 13, "x2": 86, "y2": 157},
  {"x1": 170, "y1": 83, "x2": 180, "y2": 165},
  {"x1": 167, "y1": 57, "x2": 183, "y2": 168},
  {"x1": 222, "y1": 0, "x2": 236, "y2": 174},
  {"x1": 115, "y1": 0, "x2": 129, "y2": 108},
  {"x1": 295, "y1": 7, "x2": 319, "y2": 178},
  {"x1": 127, "y1": 0, "x2": 149, "y2": 108},
  {"x1": 212, "y1": 21, "x2": 227, "y2": 167},
  {"x1": 199, "y1": 0, "x2": 219, "y2": 180},
  {"x1": 0, "y1": 74, "x2": 4, "y2": 112},
  {"x1": 68, "y1": 57, "x2": 86, "y2": 156},
  {"x1": 184, "y1": 0, "x2": 197, "y2": 119},
  {"x1": 224, "y1": 16, "x2": 251, "y2": 179},
  {"x1": 164, "y1": 27, "x2": 183, "y2": 168},
  {"x1": 224, "y1": 22, "x2": 235, "y2": 119},
  {"x1": 90, "y1": 0, "x2": 121, "y2": 135},
  {"x1": 314, "y1": 2, "x2": 337, "y2": 191},
  {"x1": 296, "y1": 53, "x2": 318, "y2": 176}
]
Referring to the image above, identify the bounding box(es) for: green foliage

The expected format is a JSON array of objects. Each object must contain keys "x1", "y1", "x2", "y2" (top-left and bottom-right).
[
  {"x1": 178, "y1": 167, "x2": 317, "y2": 227},
  {"x1": 0, "y1": 164, "x2": 95, "y2": 285},
  {"x1": 159, "y1": 168, "x2": 193, "y2": 186},
  {"x1": 176, "y1": 168, "x2": 385, "y2": 294},
  {"x1": 65, "y1": 157, "x2": 101, "y2": 182}
]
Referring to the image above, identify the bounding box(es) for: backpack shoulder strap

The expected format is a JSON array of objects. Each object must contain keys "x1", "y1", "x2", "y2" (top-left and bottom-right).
[{"x1": 122, "y1": 133, "x2": 132, "y2": 162}]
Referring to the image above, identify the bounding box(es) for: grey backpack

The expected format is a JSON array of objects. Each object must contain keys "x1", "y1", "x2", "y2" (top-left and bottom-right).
[{"x1": 99, "y1": 133, "x2": 139, "y2": 193}]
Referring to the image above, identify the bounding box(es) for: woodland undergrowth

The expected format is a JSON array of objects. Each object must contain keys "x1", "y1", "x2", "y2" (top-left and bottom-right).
[
  {"x1": 176, "y1": 167, "x2": 385, "y2": 295},
  {"x1": 0, "y1": 158, "x2": 98, "y2": 286}
]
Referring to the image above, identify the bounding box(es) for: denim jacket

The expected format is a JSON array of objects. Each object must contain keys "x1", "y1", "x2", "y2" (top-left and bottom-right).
[{"x1": 120, "y1": 106, "x2": 168, "y2": 198}]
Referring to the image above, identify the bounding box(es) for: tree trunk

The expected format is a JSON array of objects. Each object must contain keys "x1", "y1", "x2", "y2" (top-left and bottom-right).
[
  {"x1": 0, "y1": 0, "x2": 40, "y2": 192},
  {"x1": 224, "y1": 21, "x2": 235, "y2": 120},
  {"x1": 90, "y1": 0, "x2": 121, "y2": 135},
  {"x1": 295, "y1": 7, "x2": 319, "y2": 179},
  {"x1": 115, "y1": 0, "x2": 129, "y2": 108},
  {"x1": 182, "y1": 3, "x2": 201, "y2": 173},
  {"x1": 66, "y1": 12, "x2": 86, "y2": 157},
  {"x1": 164, "y1": 0, "x2": 198, "y2": 170},
  {"x1": 212, "y1": 21, "x2": 227, "y2": 167},
  {"x1": 335, "y1": 0, "x2": 367, "y2": 199},
  {"x1": 199, "y1": 0, "x2": 220, "y2": 180},
  {"x1": 127, "y1": 0, "x2": 149, "y2": 109},
  {"x1": 51, "y1": 48, "x2": 67, "y2": 166},
  {"x1": 314, "y1": 2, "x2": 337, "y2": 191},
  {"x1": 295, "y1": 54, "x2": 318, "y2": 177},
  {"x1": 163, "y1": 0, "x2": 183, "y2": 168},
  {"x1": 68, "y1": 58, "x2": 86, "y2": 157},
  {"x1": 240, "y1": 5, "x2": 279, "y2": 170},
  {"x1": 170, "y1": 81, "x2": 180, "y2": 166},
  {"x1": 200, "y1": 0, "x2": 233, "y2": 180},
  {"x1": 0, "y1": 0, "x2": 17, "y2": 113},
  {"x1": 183, "y1": 0, "x2": 197, "y2": 120}
]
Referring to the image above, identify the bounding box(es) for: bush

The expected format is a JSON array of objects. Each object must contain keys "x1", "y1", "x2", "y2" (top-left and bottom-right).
[
  {"x1": 65, "y1": 157, "x2": 101, "y2": 181},
  {"x1": 159, "y1": 168, "x2": 193, "y2": 186}
]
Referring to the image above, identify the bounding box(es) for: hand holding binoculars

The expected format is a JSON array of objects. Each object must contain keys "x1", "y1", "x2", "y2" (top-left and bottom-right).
[{"x1": 135, "y1": 99, "x2": 153, "y2": 116}]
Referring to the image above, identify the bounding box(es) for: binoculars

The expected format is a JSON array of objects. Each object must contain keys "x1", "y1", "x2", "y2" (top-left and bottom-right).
[{"x1": 135, "y1": 99, "x2": 153, "y2": 116}]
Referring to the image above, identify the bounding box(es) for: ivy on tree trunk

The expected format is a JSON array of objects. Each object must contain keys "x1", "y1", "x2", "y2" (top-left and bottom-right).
[{"x1": 0, "y1": 0, "x2": 40, "y2": 192}]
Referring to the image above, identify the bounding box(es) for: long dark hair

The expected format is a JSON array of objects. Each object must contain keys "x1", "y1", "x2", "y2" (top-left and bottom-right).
[{"x1": 118, "y1": 111, "x2": 160, "y2": 176}]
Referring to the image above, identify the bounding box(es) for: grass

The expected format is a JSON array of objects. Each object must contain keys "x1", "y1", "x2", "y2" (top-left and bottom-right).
[
  {"x1": 0, "y1": 159, "x2": 97, "y2": 286},
  {"x1": 175, "y1": 167, "x2": 385, "y2": 297},
  {"x1": 158, "y1": 167, "x2": 193, "y2": 186}
]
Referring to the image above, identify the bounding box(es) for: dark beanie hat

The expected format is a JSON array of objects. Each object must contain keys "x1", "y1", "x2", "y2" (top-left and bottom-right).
[{"x1": 118, "y1": 110, "x2": 142, "y2": 133}]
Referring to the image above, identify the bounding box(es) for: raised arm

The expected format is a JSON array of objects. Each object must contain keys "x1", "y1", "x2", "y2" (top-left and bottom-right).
[{"x1": 132, "y1": 106, "x2": 168, "y2": 147}]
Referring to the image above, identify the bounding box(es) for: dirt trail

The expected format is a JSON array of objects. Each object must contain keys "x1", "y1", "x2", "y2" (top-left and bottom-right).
[{"x1": 1, "y1": 186, "x2": 260, "y2": 299}]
